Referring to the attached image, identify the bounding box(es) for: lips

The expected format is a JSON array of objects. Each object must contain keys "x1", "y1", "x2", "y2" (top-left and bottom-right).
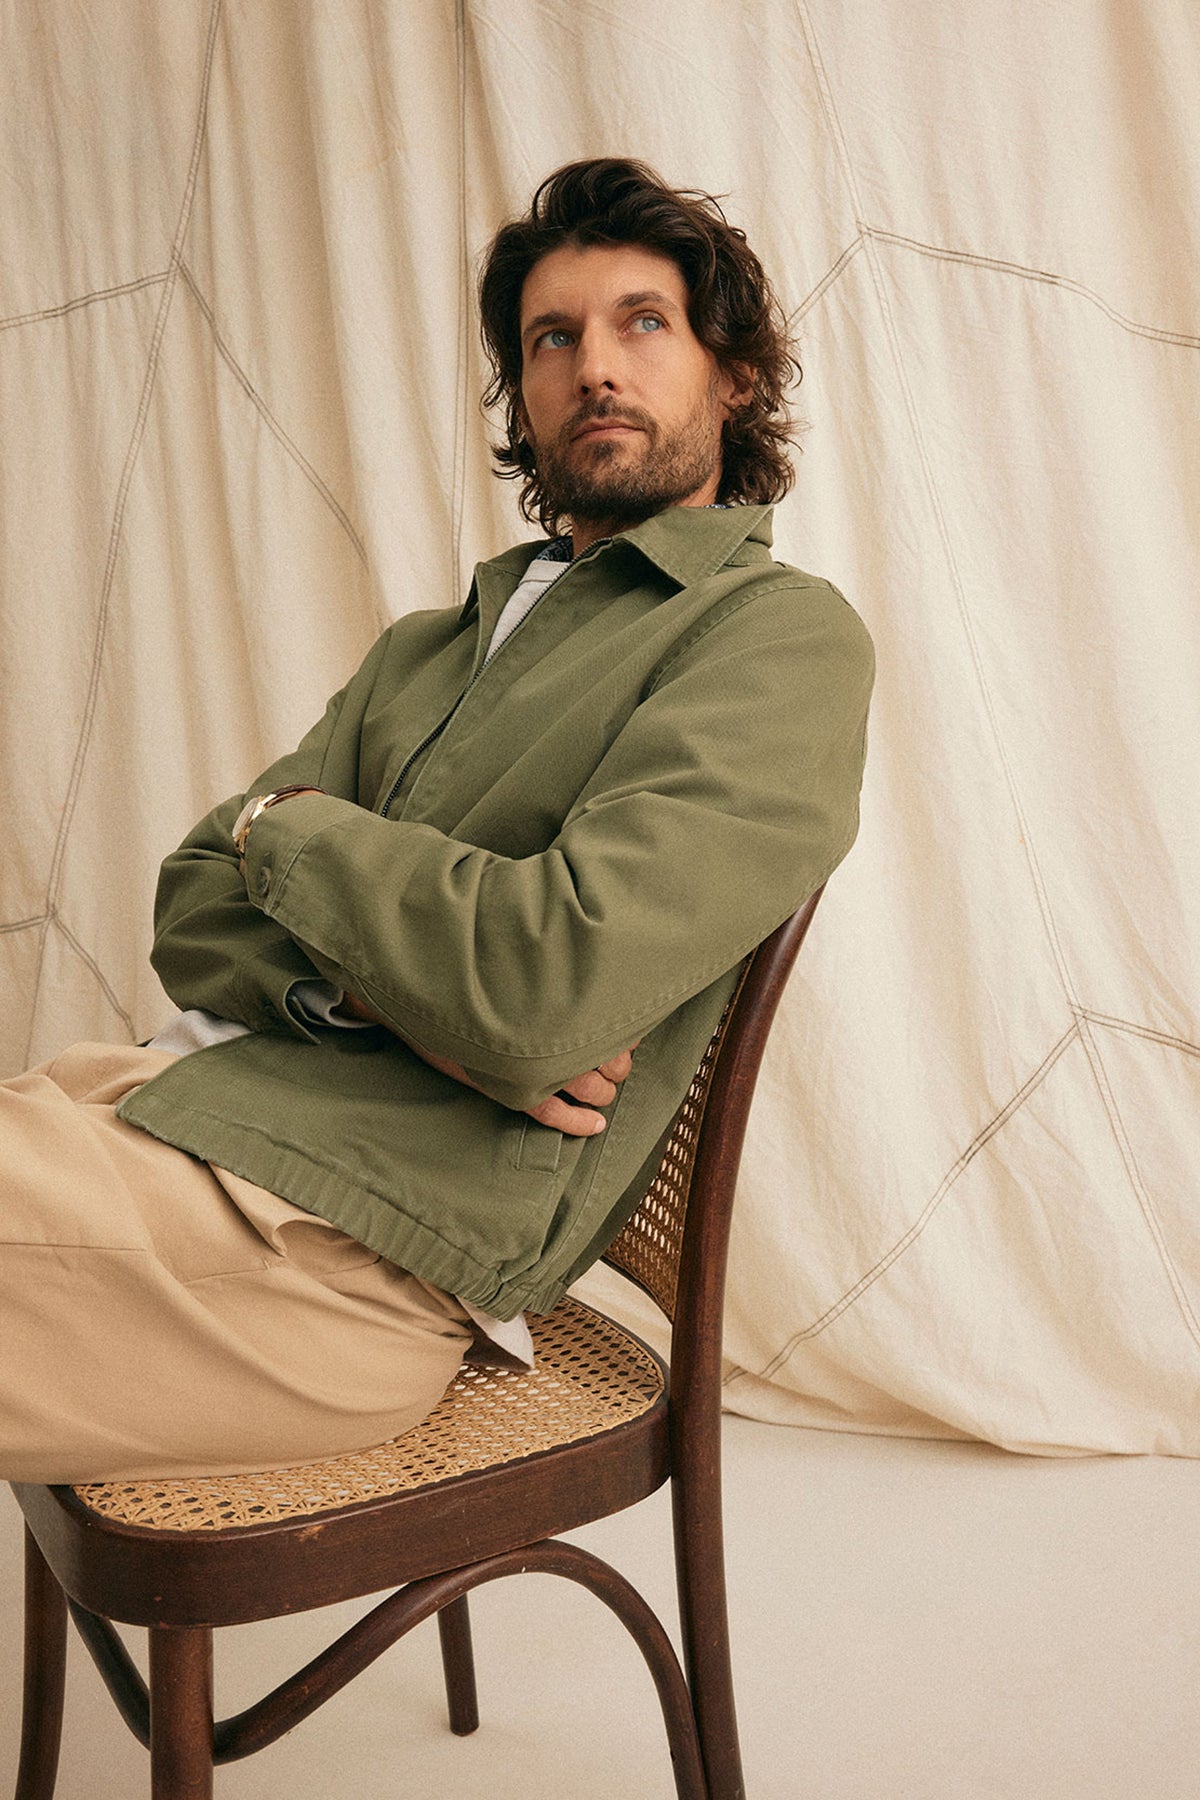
[
  {"x1": 568, "y1": 412, "x2": 644, "y2": 444},
  {"x1": 571, "y1": 418, "x2": 642, "y2": 443}
]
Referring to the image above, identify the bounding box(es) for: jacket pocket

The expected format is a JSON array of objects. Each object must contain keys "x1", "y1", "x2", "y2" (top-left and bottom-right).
[{"x1": 511, "y1": 1116, "x2": 566, "y2": 1175}]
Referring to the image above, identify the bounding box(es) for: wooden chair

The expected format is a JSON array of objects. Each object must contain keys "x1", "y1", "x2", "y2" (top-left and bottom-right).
[{"x1": 11, "y1": 887, "x2": 824, "y2": 1800}]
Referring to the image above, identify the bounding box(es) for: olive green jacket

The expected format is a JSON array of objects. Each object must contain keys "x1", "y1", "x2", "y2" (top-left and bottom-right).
[{"x1": 120, "y1": 505, "x2": 873, "y2": 1319}]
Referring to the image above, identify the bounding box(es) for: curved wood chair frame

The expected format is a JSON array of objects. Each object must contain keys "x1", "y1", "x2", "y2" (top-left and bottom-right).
[{"x1": 11, "y1": 885, "x2": 823, "y2": 1800}]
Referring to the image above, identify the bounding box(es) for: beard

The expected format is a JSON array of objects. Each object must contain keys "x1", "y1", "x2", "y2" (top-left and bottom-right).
[{"x1": 530, "y1": 381, "x2": 724, "y2": 532}]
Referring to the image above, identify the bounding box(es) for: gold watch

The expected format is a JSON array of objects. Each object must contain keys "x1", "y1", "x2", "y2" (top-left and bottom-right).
[{"x1": 231, "y1": 786, "x2": 319, "y2": 857}]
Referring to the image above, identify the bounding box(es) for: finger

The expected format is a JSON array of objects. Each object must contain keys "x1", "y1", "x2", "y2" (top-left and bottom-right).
[
  {"x1": 527, "y1": 1095, "x2": 606, "y2": 1136},
  {"x1": 336, "y1": 992, "x2": 377, "y2": 1022},
  {"x1": 595, "y1": 1047, "x2": 634, "y2": 1083},
  {"x1": 561, "y1": 1069, "x2": 617, "y2": 1106}
]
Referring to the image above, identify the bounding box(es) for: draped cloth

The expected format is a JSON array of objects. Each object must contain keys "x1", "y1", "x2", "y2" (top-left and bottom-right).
[{"x1": 3, "y1": 2, "x2": 1198, "y2": 1453}]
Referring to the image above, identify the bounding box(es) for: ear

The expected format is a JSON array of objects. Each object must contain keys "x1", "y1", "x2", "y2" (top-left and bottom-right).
[{"x1": 719, "y1": 360, "x2": 755, "y2": 414}]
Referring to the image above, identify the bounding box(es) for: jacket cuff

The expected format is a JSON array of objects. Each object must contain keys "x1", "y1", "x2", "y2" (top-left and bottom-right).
[
  {"x1": 232, "y1": 939, "x2": 329, "y2": 1040},
  {"x1": 240, "y1": 791, "x2": 356, "y2": 900}
]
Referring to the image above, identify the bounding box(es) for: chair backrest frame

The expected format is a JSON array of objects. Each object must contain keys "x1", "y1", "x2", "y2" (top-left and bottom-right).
[
  {"x1": 668, "y1": 886, "x2": 824, "y2": 1424},
  {"x1": 604, "y1": 884, "x2": 825, "y2": 1411},
  {"x1": 620, "y1": 884, "x2": 826, "y2": 1799}
]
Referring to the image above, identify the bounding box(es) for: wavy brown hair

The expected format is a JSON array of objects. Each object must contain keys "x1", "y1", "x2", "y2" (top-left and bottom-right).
[{"x1": 479, "y1": 158, "x2": 803, "y2": 536}]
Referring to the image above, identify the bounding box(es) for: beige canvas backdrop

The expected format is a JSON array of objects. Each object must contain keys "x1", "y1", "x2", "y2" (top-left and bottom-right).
[{"x1": 3, "y1": 1, "x2": 1198, "y2": 1453}]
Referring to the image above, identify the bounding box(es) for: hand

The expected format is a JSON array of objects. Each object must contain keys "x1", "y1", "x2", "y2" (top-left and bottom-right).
[
  {"x1": 418, "y1": 1042, "x2": 636, "y2": 1135},
  {"x1": 336, "y1": 994, "x2": 636, "y2": 1135},
  {"x1": 528, "y1": 1045, "x2": 636, "y2": 1135}
]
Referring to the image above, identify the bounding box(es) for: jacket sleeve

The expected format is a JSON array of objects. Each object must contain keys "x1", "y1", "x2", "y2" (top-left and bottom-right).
[
  {"x1": 149, "y1": 631, "x2": 392, "y2": 1034},
  {"x1": 239, "y1": 581, "x2": 875, "y2": 1108}
]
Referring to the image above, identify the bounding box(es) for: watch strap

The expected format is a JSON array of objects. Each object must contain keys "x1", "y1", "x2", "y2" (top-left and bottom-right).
[{"x1": 232, "y1": 786, "x2": 322, "y2": 857}]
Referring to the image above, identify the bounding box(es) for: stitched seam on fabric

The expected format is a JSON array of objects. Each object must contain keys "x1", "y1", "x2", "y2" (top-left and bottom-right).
[
  {"x1": 2, "y1": 1243, "x2": 147, "y2": 1256},
  {"x1": 796, "y1": 236, "x2": 866, "y2": 318},
  {"x1": 757, "y1": 1024, "x2": 1080, "y2": 1373},
  {"x1": 0, "y1": 271, "x2": 170, "y2": 334},
  {"x1": 793, "y1": 0, "x2": 1081, "y2": 1021},
  {"x1": 52, "y1": 913, "x2": 135, "y2": 1037},
  {"x1": 339, "y1": 928, "x2": 773, "y2": 1056},
  {"x1": 271, "y1": 814, "x2": 847, "y2": 1059},
  {"x1": 645, "y1": 580, "x2": 824, "y2": 693},
  {"x1": 797, "y1": 226, "x2": 1200, "y2": 349},
  {"x1": 1077, "y1": 1010, "x2": 1200, "y2": 1061},
  {"x1": 792, "y1": 4, "x2": 1200, "y2": 1386},
  {"x1": 368, "y1": 890, "x2": 840, "y2": 1057},
  {"x1": 1074, "y1": 1014, "x2": 1200, "y2": 1351},
  {"x1": 789, "y1": 227, "x2": 1198, "y2": 358},
  {"x1": 869, "y1": 228, "x2": 1200, "y2": 349},
  {"x1": 183, "y1": 1262, "x2": 274, "y2": 1288},
  {"x1": 0, "y1": 916, "x2": 47, "y2": 936},
  {"x1": 646, "y1": 511, "x2": 778, "y2": 587},
  {"x1": 341, "y1": 893, "x2": 837, "y2": 1058},
  {"x1": 23, "y1": 0, "x2": 225, "y2": 1068},
  {"x1": 125, "y1": 1101, "x2": 503, "y2": 1278},
  {"x1": 177, "y1": 260, "x2": 369, "y2": 568},
  {"x1": 561, "y1": 1070, "x2": 630, "y2": 1217}
]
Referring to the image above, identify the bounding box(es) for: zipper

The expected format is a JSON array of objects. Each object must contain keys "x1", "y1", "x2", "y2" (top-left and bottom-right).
[
  {"x1": 379, "y1": 542, "x2": 608, "y2": 819},
  {"x1": 379, "y1": 714, "x2": 454, "y2": 818}
]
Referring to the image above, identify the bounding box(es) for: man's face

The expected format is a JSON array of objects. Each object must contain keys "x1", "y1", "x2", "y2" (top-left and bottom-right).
[{"x1": 518, "y1": 242, "x2": 746, "y2": 543}]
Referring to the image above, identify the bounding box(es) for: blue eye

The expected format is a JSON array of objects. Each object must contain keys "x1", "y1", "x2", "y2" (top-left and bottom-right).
[
  {"x1": 631, "y1": 315, "x2": 663, "y2": 333},
  {"x1": 539, "y1": 327, "x2": 573, "y2": 350}
]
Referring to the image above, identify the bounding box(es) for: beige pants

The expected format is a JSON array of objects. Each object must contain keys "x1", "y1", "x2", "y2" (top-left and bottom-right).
[{"x1": 0, "y1": 1042, "x2": 475, "y2": 1484}]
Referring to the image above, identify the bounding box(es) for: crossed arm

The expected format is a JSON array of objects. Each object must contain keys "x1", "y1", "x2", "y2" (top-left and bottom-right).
[
  {"x1": 339, "y1": 985, "x2": 634, "y2": 1137},
  {"x1": 157, "y1": 583, "x2": 873, "y2": 1118},
  {"x1": 236, "y1": 783, "x2": 637, "y2": 1135}
]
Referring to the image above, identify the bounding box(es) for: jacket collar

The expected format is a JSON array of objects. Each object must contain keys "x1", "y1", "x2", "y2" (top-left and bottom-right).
[
  {"x1": 615, "y1": 503, "x2": 774, "y2": 585},
  {"x1": 472, "y1": 503, "x2": 775, "y2": 609}
]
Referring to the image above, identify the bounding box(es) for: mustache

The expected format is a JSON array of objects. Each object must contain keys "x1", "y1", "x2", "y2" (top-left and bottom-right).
[{"x1": 565, "y1": 401, "x2": 655, "y2": 438}]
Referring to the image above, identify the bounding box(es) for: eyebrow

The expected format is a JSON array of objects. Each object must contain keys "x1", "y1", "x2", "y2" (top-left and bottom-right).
[
  {"x1": 521, "y1": 290, "x2": 682, "y2": 345},
  {"x1": 614, "y1": 289, "x2": 679, "y2": 312},
  {"x1": 522, "y1": 309, "x2": 572, "y2": 343}
]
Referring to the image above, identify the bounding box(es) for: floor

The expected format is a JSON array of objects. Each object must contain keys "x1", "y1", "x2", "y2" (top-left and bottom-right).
[{"x1": 3, "y1": 1417, "x2": 1199, "y2": 1799}]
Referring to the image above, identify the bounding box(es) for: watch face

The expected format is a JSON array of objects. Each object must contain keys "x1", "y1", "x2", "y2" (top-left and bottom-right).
[
  {"x1": 233, "y1": 786, "x2": 317, "y2": 853},
  {"x1": 232, "y1": 795, "x2": 264, "y2": 849}
]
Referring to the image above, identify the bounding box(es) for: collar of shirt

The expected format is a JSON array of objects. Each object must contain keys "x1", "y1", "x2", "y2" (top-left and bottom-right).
[{"x1": 468, "y1": 502, "x2": 776, "y2": 616}]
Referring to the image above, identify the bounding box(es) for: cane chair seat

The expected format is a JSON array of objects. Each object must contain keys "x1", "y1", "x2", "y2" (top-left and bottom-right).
[{"x1": 70, "y1": 1298, "x2": 665, "y2": 1535}]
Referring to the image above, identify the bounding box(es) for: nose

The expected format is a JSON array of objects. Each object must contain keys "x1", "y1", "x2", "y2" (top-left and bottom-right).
[{"x1": 573, "y1": 323, "x2": 622, "y2": 399}]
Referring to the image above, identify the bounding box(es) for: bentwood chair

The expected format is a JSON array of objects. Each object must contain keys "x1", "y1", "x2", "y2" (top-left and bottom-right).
[{"x1": 11, "y1": 886, "x2": 824, "y2": 1800}]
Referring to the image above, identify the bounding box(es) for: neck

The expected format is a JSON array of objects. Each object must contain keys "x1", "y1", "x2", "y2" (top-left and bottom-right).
[
  {"x1": 569, "y1": 488, "x2": 722, "y2": 559},
  {"x1": 567, "y1": 463, "x2": 726, "y2": 557},
  {"x1": 569, "y1": 517, "x2": 621, "y2": 557}
]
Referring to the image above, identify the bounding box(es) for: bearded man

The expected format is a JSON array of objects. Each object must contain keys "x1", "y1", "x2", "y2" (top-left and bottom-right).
[{"x1": 1, "y1": 158, "x2": 873, "y2": 1482}]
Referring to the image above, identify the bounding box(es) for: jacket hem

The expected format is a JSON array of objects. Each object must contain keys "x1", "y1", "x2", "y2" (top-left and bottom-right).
[{"x1": 116, "y1": 1091, "x2": 548, "y2": 1322}]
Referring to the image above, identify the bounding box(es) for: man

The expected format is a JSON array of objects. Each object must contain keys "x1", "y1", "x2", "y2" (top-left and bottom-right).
[{"x1": 1, "y1": 158, "x2": 873, "y2": 1482}]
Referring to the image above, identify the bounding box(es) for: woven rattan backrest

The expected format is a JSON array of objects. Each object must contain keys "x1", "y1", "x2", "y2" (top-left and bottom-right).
[
  {"x1": 601, "y1": 987, "x2": 743, "y2": 1321},
  {"x1": 602, "y1": 886, "x2": 825, "y2": 1325}
]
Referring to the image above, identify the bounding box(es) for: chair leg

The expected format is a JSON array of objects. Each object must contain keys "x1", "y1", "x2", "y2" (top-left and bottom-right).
[
  {"x1": 15, "y1": 1526, "x2": 68, "y2": 1800},
  {"x1": 148, "y1": 1626, "x2": 214, "y2": 1800},
  {"x1": 437, "y1": 1594, "x2": 479, "y2": 1735},
  {"x1": 673, "y1": 1474, "x2": 745, "y2": 1800}
]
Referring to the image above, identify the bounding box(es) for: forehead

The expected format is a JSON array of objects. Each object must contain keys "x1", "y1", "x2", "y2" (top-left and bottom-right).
[{"x1": 519, "y1": 241, "x2": 690, "y2": 328}]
